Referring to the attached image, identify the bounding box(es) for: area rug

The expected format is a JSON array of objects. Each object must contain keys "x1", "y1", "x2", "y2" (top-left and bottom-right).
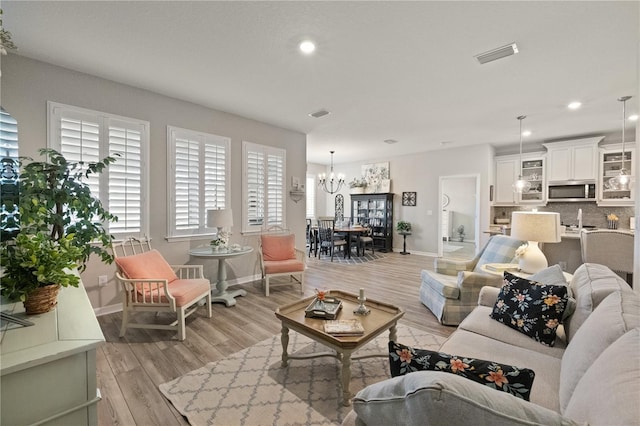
[
  {"x1": 318, "y1": 252, "x2": 385, "y2": 264},
  {"x1": 159, "y1": 324, "x2": 445, "y2": 426}
]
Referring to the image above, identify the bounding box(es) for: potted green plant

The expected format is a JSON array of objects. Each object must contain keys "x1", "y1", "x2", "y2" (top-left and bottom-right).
[
  {"x1": 0, "y1": 148, "x2": 118, "y2": 313},
  {"x1": 396, "y1": 220, "x2": 412, "y2": 233},
  {"x1": 349, "y1": 178, "x2": 367, "y2": 194}
]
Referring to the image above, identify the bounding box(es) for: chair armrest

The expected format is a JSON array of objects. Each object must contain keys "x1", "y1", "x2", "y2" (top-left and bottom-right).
[
  {"x1": 478, "y1": 286, "x2": 502, "y2": 307},
  {"x1": 171, "y1": 264, "x2": 204, "y2": 279},
  {"x1": 115, "y1": 272, "x2": 176, "y2": 305},
  {"x1": 294, "y1": 248, "x2": 306, "y2": 264},
  {"x1": 455, "y1": 272, "x2": 503, "y2": 304},
  {"x1": 434, "y1": 258, "x2": 476, "y2": 275}
]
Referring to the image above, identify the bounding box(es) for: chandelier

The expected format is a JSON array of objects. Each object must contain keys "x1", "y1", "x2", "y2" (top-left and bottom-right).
[
  {"x1": 318, "y1": 150, "x2": 345, "y2": 194},
  {"x1": 513, "y1": 115, "x2": 531, "y2": 194},
  {"x1": 608, "y1": 96, "x2": 632, "y2": 191}
]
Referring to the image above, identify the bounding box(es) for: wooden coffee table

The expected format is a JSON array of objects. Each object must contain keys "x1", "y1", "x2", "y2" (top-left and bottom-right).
[{"x1": 275, "y1": 290, "x2": 404, "y2": 406}]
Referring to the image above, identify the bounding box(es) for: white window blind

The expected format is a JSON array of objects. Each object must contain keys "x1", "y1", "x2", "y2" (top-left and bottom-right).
[
  {"x1": 306, "y1": 175, "x2": 315, "y2": 219},
  {"x1": 242, "y1": 141, "x2": 285, "y2": 232},
  {"x1": 167, "y1": 126, "x2": 229, "y2": 239},
  {"x1": 0, "y1": 108, "x2": 19, "y2": 160},
  {"x1": 48, "y1": 102, "x2": 149, "y2": 238},
  {"x1": 0, "y1": 108, "x2": 19, "y2": 238}
]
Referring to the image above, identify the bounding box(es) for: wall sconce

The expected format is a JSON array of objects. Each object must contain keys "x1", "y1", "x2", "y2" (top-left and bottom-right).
[{"x1": 289, "y1": 176, "x2": 305, "y2": 203}]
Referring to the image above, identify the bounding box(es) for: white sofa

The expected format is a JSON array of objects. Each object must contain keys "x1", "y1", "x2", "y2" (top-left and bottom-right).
[{"x1": 344, "y1": 263, "x2": 640, "y2": 425}]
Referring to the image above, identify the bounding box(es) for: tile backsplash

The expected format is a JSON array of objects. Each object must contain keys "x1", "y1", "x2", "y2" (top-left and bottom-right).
[{"x1": 493, "y1": 203, "x2": 635, "y2": 230}]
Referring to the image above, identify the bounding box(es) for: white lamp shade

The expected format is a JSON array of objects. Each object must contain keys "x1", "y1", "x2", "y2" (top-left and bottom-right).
[
  {"x1": 510, "y1": 211, "x2": 561, "y2": 243},
  {"x1": 207, "y1": 209, "x2": 233, "y2": 228}
]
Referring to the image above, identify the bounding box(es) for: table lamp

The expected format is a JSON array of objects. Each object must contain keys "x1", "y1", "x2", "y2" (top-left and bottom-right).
[
  {"x1": 510, "y1": 211, "x2": 561, "y2": 273},
  {"x1": 207, "y1": 208, "x2": 233, "y2": 242}
]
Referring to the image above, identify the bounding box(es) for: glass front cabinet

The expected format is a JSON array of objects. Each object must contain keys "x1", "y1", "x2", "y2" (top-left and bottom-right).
[
  {"x1": 493, "y1": 153, "x2": 546, "y2": 206},
  {"x1": 350, "y1": 193, "x2": 394, "y2": 252},
  {"x1": 598, "y1": 143, "x2": 635, "y2": 206}
]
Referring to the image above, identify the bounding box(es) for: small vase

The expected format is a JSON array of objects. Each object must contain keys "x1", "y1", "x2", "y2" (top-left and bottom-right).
[
  {"x1": 607, "y1": 220, "x2": 618, "y2": 230},
  {"x1": 23, "y1": 284, "x2": 61, "y2": 315}
]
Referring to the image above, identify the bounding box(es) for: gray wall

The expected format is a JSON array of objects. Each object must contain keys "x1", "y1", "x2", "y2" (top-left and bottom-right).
[
  {"x1": 315, "y1": 144, "x2": 494, "y2": 255},
  {"x1": 2, "y1": 54, "x2": 307, "y2": 313}
]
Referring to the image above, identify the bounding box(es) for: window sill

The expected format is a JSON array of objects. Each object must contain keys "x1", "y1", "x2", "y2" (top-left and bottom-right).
[{"x1": 165, "y1": 234, "x2": 216, "y2": 243}]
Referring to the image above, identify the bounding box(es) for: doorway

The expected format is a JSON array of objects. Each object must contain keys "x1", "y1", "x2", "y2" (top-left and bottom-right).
[{"x1": 438, "y1": 174, "x2": 479, "y2": 259}]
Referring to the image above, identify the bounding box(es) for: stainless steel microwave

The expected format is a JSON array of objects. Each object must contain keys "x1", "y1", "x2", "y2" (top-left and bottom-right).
[{"x1": 547, "y1": 181, "x2": 596, "y2": 202}]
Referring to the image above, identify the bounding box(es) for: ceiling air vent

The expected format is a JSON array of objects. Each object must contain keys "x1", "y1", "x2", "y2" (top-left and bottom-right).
[
  {"x1": 474, "y1": 42, "x2": 519, "y2": 64},
  {"x1": 309, "y1": 109, "x2": 330, "y2": 118},
  {"x1": 384, "y1": 139, "x2": 398, "y2": 144}
]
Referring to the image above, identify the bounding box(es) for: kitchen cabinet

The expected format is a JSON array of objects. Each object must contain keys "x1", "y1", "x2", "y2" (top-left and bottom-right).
[
  {"x1": 351, "y1": 193, "x2": 393, "y2": 252},
  {"x1": 598, "y1": 143, "x2": 635, "y2": 206},
  {"x1": 493, "y1": 152, "x2": 546, "y2": 206},
  {"x1": 543, "y1": 137, "x2": 603, "y2": 183}
]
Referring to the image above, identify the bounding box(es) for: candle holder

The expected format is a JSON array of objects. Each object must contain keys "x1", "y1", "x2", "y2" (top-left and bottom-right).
[{"x1": 353, "y1": 294, "x2": 370, "y2": 316}]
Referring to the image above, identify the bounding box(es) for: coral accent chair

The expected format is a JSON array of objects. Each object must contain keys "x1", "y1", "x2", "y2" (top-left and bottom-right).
[
  {"x1": 259, "y1": 227, "x2": 305, "y2": 296},
  {"x1": 112, "y1": 237, "x2": 212, "y2": 340}
]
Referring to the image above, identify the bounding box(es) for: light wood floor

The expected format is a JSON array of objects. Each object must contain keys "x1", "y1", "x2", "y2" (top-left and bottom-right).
[{"x1": 96, "y1": 251, "x2": 455, "y2": 426}]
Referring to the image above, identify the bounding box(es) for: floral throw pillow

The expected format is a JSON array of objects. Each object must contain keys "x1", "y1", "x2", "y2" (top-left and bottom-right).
[
  {"x1": 490, "y1": 272, "x2": 569, "y2": 346},
  {"x1": 389, "y1": 341, "x2": 535, "y2": 400}
]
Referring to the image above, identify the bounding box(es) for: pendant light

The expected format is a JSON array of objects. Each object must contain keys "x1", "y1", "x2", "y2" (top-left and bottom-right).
[
  {"x1": 513, "y1": 115, "x2": 531, "y2": 194},
  {"x1": 608, "y1": 96, "x2": 632, "y2": 191},
  {"x1": 318, "y1": 150, "x2": 345, "y2": 194}
]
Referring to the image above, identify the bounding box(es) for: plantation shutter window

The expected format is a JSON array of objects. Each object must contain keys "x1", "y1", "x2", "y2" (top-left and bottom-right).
[
  {"x1": 47, "y1": 102, "x2": 149, "y2": 238},
  {"x1": 167, "y1": 126, "x2": 229, "y2": 239},
  {"x1": 242, "y1": 141, "x2": 286, "y2": 232}
]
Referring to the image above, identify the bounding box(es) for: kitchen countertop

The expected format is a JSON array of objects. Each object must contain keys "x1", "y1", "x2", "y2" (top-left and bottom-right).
[{"x1": 561, "y1": 228, "x2": 635, "y2": 239}]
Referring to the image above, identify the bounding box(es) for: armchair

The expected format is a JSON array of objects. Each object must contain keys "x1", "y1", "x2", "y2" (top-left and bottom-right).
[
  {"x1": 419, "y1": 235, "x2": 523, "y2": 325},
  {"x1": 259, "y1": 227, "x2": 305, "y2": 296},
  {"x1": 112, "y1": 237, "x2": 212, "y2": 340}
]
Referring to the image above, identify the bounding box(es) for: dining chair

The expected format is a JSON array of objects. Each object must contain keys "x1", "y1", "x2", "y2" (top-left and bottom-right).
[
  {"x1": 112, "y1": 237, "x2": 212, "y2": 340},
  {"x1": 317, "y1": 219, "x2": 347, "y2": 261},
  {"x1": 358, "y1": 224, "x2": 375, "y2": 256}
]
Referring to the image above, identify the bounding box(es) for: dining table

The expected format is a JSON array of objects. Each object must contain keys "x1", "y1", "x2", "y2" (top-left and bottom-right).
[{"x1": 333, "y1": 225, "x2": 367, "y2": 259}]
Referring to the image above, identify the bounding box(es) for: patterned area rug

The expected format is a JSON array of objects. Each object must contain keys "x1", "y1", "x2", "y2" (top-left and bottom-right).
[
  {"x1": 159, "y1": 325, "x2": 445, "y2": 426},
  {"x1": 317, "y1": 252, "x2": 385, "y2": 264}
]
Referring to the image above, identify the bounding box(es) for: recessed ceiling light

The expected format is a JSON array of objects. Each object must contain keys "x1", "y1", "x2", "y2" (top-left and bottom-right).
[
  {"x1": 440, "y1": 141, "x2": 453, "y2": 146},
  {"x1": 299, "y1": 40, "x2": 316, "y2": 54},
  {"x1": 383, "y1": 139, "x2": 398, "y2": 144},
  {"x1": 629, "y1": 114, "x2": 638, "y2": 121},
  {"x1": 522, "y1": 130, "x2": 532, "y2": 137},
  {"x1": 567, "y1": 101, "x2": 582, "y2": 110}
]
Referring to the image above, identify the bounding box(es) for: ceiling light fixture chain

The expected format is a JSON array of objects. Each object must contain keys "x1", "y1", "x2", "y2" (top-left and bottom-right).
[
  {"x1": 318, "y1": 150, "x2": 345, "y2": 194},
  {"x1": 513, "y1": 115, "x2": 531, "y2": 194},
  {"x1": 608, "y1": 95, "x2": 632, "y2": 191}
]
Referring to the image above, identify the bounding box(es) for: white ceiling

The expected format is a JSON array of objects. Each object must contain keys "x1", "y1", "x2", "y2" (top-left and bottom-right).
[{"x1": 3, "y1": 1, "x2": 639, "y2": 165}]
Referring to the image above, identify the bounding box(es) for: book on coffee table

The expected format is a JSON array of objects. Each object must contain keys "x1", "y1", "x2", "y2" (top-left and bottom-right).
[{"x1": 324, "y1": 319, "x2": 365, "y2": 336}]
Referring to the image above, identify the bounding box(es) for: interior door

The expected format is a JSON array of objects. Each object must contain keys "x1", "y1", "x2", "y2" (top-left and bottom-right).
[{"x1": 438, "y1": 174, "x2": 480, "y2": 259}]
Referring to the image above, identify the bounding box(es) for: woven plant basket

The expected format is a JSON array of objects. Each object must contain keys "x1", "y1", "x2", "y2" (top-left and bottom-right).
[{"x1": 23, "y1": 284, "x2": 61, "y2": 315}]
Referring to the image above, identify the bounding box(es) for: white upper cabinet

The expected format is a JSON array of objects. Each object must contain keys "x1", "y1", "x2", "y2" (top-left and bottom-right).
[
  {"x1": 543, "y1": 137, "x2": 603, "y2": 183},
  {"x1": 598, "y1": 142, "x2": 635, "y2": 206},
  {"x1": 493, "y1": 152, "x2": 546, "y2": 206}
]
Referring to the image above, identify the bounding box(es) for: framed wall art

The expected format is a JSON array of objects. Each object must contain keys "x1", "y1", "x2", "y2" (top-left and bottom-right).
[{"x1": 402, "y1": 191, "x2": 417, "y2": 206}]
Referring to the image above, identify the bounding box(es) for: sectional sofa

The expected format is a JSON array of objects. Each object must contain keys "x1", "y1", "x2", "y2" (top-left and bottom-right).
[{"x1": 343, "y1": 263, "x2": 640, "y2": 425}]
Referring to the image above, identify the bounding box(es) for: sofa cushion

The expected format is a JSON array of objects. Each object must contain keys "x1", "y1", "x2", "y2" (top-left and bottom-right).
[
  {"x1": 389, "y1": 341, "x2": 535, "y2": 400},
  {"x1": 352, "y1": 371, "x2": 578, "y2": 426},
  {"x1": 564, "y1": 263, "x2": 633, "y2": 342},
  {"x1": 459, "y1": 306, "x2": 567, "y2": 359},
  {"x1": 440, "y1": 329, "x2": 561, "y2": 412},
  {"x1": 115, "y1": 249, "x2": 178, "y2": 283},
  {"x1": 473, "y1": 235, "x2": 523, "y2": 272},
  {"x1": 559, "y1": 290, "x2": 640, "y2": 413},
  {"x1": 563, "y1": 328, "x2": 640, "y2": 425},
  {"x1": 490, "y1": 272, "x2": 569, "y2": 346}
]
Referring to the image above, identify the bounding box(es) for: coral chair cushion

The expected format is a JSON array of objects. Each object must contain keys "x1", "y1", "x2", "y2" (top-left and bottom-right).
[
  {"x1": 261, "y1": 234, "x2": 296, "y2": 261},
  {"x1": 132, "y1": 278, "x2": 210, "y2": 306},
  {"x1": 115, "y1": 249, "x2": 178, "y2": 283},
  {"x1": 264, "y1": 259, "x2": 305, "y2": 274}
]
